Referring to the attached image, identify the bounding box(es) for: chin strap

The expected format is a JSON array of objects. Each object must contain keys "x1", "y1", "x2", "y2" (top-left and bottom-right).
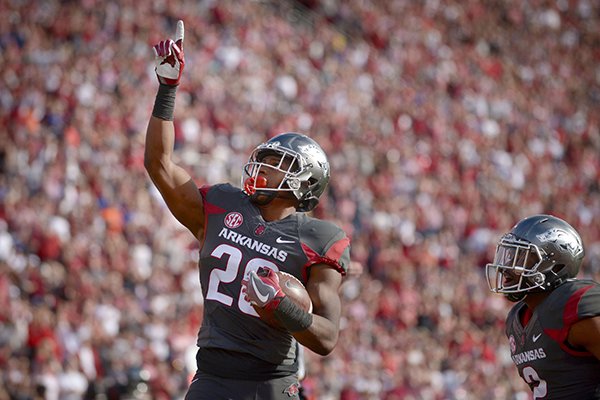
[
  {"x1": 250, "y1": 190, "x2": 278, "y2": 205},
  {"x1": 506, "y1": 292, "x2": 526, "y2": 302}
]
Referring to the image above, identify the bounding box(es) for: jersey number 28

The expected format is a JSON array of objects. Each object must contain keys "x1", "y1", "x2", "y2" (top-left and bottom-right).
[{"x1": 206, "y1": 244, "x2": 279, "y2": 317}]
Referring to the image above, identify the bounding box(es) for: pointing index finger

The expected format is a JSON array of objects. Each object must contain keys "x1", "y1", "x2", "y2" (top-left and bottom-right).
[{"x1": 175, "y1": 20, "x2": 184, "y2": 48}]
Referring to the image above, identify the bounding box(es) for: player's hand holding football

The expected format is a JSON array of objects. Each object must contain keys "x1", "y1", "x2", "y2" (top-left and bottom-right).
[
  {"x1": 153, "y1": 20, "x2": 185, "y2": 86},
  {"x1": 243, "y1": 267, "x2": 286, "y2": 310}
]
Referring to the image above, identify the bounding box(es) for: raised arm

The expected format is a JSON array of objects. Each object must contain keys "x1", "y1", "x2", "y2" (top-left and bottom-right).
[{"x1": 144, "y1": 20, "x2": 204, "y2": 240}]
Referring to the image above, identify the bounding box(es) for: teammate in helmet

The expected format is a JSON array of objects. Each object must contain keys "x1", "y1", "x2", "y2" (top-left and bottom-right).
[
  {"x1": 486, "y1": 214, "x2": 600, "y2": 399},
  {"x1": 145, "y1": 21, "x2": 351, "y2": 400}
]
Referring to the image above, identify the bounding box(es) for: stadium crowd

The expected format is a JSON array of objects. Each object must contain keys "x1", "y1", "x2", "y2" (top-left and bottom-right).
[{"x1": 1, "y1": 0, "x2": 599, "y2": 399}]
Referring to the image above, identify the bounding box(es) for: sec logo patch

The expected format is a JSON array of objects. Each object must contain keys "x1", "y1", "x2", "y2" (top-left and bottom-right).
[{"x1": 224, "y1": 212, "x2": 243, "y2": 229}]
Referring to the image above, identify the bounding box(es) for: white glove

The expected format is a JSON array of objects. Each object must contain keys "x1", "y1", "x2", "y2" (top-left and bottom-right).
[
  {"x1": 153, "y1": 20, "x2": 185, "y2": 86},
  {"x1": 242, "y1": 267, "x2": 285, "y2": 310}
]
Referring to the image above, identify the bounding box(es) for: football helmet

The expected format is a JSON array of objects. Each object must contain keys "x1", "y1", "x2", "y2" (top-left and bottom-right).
[
  {"x1": 486, "y1": 214, "x2": 585, "y2": 302},
  {"x1": 242, "y1": 132, "x2": 330, "y2": 212}
]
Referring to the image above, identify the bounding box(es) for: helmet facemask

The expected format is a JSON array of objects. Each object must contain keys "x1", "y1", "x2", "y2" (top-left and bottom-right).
[
  {"x1": 243, "y1": 147, "x2": 306, "y2": 205},
  {"x1": 486, "y1": 214, "x2": 585, "y2": 302},
  {"x1": 486, "y1": 235, "x2": 545, "y2": 302}
]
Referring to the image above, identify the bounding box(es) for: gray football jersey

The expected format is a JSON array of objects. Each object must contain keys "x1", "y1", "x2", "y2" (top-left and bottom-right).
[
  {"x1": 506, "y1": 280, "x2": 600, "y2": 399},
  {"x1": 194, "y1": 183, "x2": 350, "y2": 378}
]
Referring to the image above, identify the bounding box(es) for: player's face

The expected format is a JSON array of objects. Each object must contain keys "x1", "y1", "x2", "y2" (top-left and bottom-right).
[
  {"x1": 245, "y1": 150, "x2": 301, "y2": 207},
  {"x1": 258, "y1": 154, "x2": 293, "y2": 188},
  {"x1": 494, "y1": 244, "x2": 540, "y2": 286}
]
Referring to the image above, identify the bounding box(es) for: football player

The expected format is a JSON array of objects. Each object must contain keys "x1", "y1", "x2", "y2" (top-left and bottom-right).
[
  {"x1": 486, "y1": 214, "x2": 600, "y2": 399},
  {"x1": 145, "y1": 21, "x2": 350, "y2": 400}
]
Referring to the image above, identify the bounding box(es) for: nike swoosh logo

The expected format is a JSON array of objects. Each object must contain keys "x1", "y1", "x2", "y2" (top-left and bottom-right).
[
  {"x1": 533, "y1": 333, "x2": 542, "y2": 342},
  {"x1": 250, "y1": 275, "x2": 270, "y2": 304},
  {"x1": 276, "y1": 237, "x2": 295, "y2": 244}
]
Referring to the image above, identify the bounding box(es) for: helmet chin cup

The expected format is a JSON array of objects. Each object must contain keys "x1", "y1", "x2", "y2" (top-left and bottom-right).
[
  {"x1": 505, "y1": 292, "x2": 526, "y2": 302},
  {"x1": 250, "y1": 190, "x2": 277, "y2": 206}
]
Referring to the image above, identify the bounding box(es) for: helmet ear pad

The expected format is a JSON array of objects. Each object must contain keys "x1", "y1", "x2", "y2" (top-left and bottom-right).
[
  {"x1": 295, "y1": 178, "x2": 321, "y2": 212},
  {"x1": 545, "y1": 264, "x2": 569, "y2": 290}
]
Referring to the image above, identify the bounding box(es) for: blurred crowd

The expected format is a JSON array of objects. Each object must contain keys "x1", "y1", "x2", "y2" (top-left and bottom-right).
[{"x1": 1, "y1": 0, "x2": 599, "y2": 399}]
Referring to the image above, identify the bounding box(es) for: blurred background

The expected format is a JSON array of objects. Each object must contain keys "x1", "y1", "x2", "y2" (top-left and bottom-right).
[{"x1": 1, "y1": 0, "x2": 599, "y2": 399}]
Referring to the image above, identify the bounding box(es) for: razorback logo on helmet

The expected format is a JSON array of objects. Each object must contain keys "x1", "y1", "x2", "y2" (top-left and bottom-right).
[
  {"x1": 224, "y1": 212, "x2": 243, "y2": 229},
  {"x1": 298, "y1": 143, "x2": 329, "y2": 172},
  {"x1": 536, "y1": 228, "x2": 583, "y2": 256},
  {"x1": 283, "y1": 382, "x2": 300, "y2": 397}
]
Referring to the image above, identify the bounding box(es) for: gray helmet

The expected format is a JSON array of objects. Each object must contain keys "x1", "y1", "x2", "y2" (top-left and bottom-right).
[
  {"x1": 242, "y1": 132, "x2": 330, "y2": 212},
  {"x1": 486, "y1": 214, "x2": 585, "y2": 302}
]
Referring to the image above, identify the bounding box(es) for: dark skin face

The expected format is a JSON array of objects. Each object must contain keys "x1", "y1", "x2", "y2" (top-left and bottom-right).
[
  {"x1": 255, "y1": 155, "x2": 289, "y2": 190},
  {"x1": 498, "y1": 245, "x2": 539, "y2": 295},
  {"x1": 250, "y1": 154, "x2": 299, "y2": 221}
]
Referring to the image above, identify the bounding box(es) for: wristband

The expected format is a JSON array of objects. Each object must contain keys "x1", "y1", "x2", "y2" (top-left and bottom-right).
[
  {"x1": 152, "y1": 84, "x2": 177, "y2": 121},
  {"x1": 273, "y1": 296, "x2": 313, "y2": 332}
]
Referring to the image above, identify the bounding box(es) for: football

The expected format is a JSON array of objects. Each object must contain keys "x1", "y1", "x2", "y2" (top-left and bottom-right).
[
  {"x1": 254, "y1": 271, "x2": 313, "y2": 329},
  {"x1": 277, "y1": 271, "x2": 313, "y2": 313}
]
